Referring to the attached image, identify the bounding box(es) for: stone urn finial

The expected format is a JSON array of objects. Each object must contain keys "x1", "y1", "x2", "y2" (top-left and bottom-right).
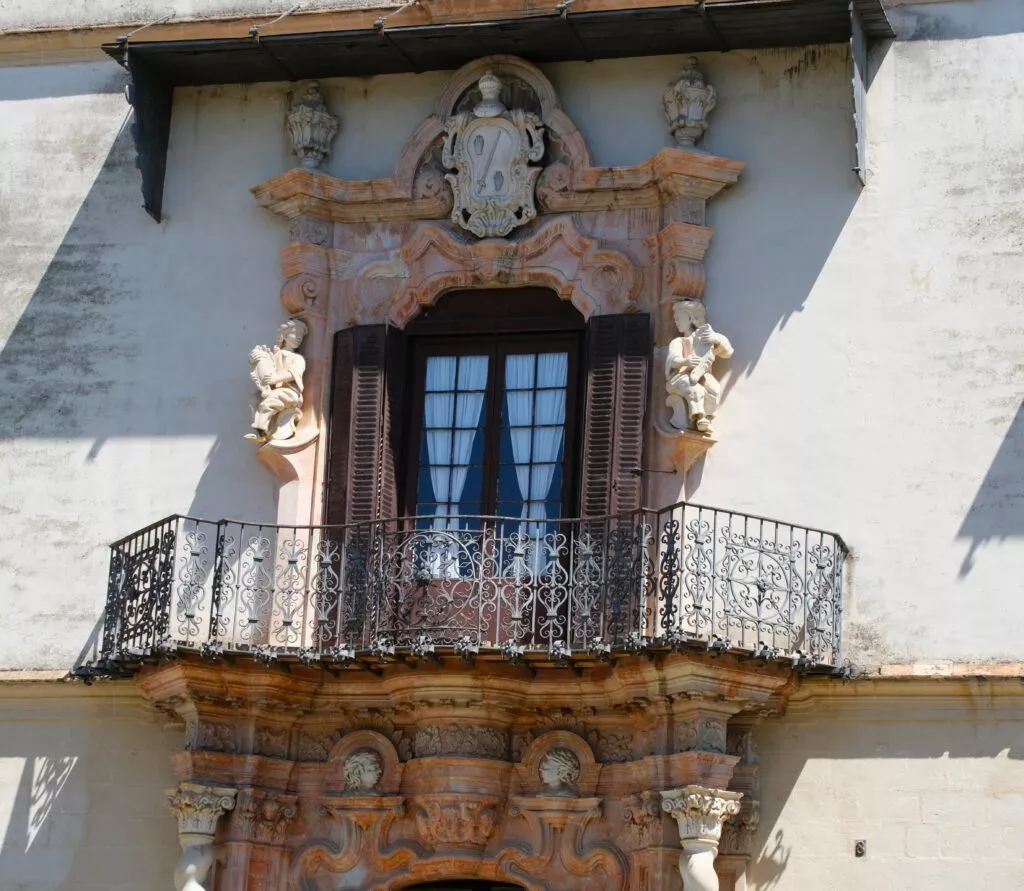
[
  {"x1": 474, "y1": 72, "x2": 507, "y2": 118},
  {"x1": 663, "y1": 57, "x2": 717, "y2": 148},
  {"x1": 286, "y1": 81, "x2": 340, "y2": 171}
]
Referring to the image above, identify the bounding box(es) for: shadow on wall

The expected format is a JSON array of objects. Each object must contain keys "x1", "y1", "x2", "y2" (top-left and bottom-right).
[
  {"x1": 888, "y1": 0, "x2": 1024, "y2": 42},
  {"x1": 957, "y1": 399, "x2": 1024, "y2": 576},
  {"x1": 699, "y1": 42, "x2": 871, "y2": 399},
  {"x1": 747, "y1": 697, "x2": 1024, "y2": 888},
  {"x1": 0, "y1": 754, "x2": 83, "y2": 887},
  {"x1": 0, "y1": 699, "x2": 180, "y2": 890},
  {"x1": 0, "y1": 60, "x2": 281, "y2": 670},
  {"x1": 0, "y1": 63, "x2": 279, "y2": 512}
]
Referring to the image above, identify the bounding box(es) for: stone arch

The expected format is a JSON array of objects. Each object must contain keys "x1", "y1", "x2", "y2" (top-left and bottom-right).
[
  {"x1": 366, "y1": 217, "x2": 642, "y2": 328},
  {"x1": 380, "y1": 861, "x2": 542, "y2": 891}
]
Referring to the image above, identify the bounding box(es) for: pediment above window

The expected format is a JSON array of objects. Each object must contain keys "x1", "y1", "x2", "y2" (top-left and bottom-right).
[{"x1": 252, "y1": 54, "x2": 743, "y2": 228}]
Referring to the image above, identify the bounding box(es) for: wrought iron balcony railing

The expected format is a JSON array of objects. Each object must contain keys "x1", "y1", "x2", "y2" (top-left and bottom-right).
[{"x1": 87, "y1": 502, "x2": 847, "y2": 676}]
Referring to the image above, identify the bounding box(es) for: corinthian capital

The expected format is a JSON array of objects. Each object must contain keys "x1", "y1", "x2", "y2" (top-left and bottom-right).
[
  {"x1": 166, "y1": 784, "x2": 237, "y2": 891},
  {"x1": 661, "y1": 785, "x2": 742, "y2": 844},
  {"x1": 167, "y1": 782, "x2": 237, "y2": 839}
]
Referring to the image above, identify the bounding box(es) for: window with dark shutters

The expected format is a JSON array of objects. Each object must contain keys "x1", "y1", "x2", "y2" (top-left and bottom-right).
[
  {"x1": 579, "y1": 313, "x2": 651, "y2": 518},
  {"x1": 323, "y1": 298, "x2": 650, "y2": 525},
  {"x1": 324, "y1": 325, "x2": 405, "y2": 527}
]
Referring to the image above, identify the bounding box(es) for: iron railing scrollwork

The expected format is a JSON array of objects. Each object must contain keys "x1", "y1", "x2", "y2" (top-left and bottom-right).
[{"x1": 86, "y1": 502, "x2": 847, "y2": 674}]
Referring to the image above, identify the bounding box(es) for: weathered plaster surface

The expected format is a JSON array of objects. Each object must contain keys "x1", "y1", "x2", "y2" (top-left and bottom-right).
[{"x1": 0, "y1": 0, "x2": 1022, "y2": 671}]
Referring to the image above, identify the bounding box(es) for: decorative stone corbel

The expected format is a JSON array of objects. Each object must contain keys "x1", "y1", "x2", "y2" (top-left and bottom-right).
[
  {"x1": 166, "y1": 782, "x2": 237, "y2": 891},
  {"x1": 661, "y1": 785, "x2": 741, "y2": 891}
]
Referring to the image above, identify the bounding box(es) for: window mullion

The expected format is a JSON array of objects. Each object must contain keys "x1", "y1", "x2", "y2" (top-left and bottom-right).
[{"x1": 481, "y1": 342, "x2": 504, "y2": 518}]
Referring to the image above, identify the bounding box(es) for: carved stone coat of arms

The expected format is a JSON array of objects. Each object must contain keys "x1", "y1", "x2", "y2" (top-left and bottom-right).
[{"x1": 442, "y1": 72, "x2": 545, "y2": 238}]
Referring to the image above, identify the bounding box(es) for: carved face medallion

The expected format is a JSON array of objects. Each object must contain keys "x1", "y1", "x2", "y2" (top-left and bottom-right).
[
  {"x1": 442, "y1": 73, "x2": 545, "y2": 239},
  {"x1": 539, "y1": 747, "x2": 580, "y2": 792},
  {"x1": 342, "y1": 749, "x2": 383, "y2": 791}
]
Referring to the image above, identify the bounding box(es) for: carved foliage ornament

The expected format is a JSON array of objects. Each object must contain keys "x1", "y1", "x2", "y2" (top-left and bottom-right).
[
  {"x1": 661, "y1": 786, "x2": 742, "y2": 843},
  {"x1": 415, "y1": 798, "x2": 500, "y2": 848},
  {"x1": 442, "y1": 72, "x2": 545, "y2": 238},
  {"x1": 167, "y1": 783, "x2": 237, "y2": 837},
  {"x1": 413, "y1": 724, "x2": 509, "y2": 759},
  {"x1": 235, "y1": 788, "x2": 298, "y2": 845},
  {"x1": 624, "y1": 791, "x2": 663, "y2": 846}
]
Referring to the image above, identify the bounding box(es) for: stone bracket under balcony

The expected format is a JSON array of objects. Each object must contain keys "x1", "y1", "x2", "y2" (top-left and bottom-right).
[{"x1": 143, "y1": 653, "x2": 790, "y2": 891}]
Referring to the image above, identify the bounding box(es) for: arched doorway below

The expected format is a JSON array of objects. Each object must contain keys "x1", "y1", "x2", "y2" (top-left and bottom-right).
[{"x1": 401, "y1": 883, "x2": 523, "y2": 890}]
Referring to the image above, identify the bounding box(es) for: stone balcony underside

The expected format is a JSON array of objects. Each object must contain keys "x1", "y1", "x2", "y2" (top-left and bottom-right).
[{"x1": 145, "y1": 653, "x2": 788, "y2": 891}]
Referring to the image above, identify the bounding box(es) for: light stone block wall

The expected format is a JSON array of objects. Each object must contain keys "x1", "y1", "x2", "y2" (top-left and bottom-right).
[
  {"x1": 0, "y1": 683, "x2": 180, "y2": 891},
  {"x1": 0, "y1": 0, "x2": 1022, "y2": 671},
  {"x1": 750, "y1": 680, "x2": 1024, "y2": 889}
]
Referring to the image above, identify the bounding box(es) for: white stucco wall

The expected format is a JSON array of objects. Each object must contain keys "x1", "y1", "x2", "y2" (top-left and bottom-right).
[
  {"x1": 0, "y1": 0, "x2": 1022, "y2": 670},
  {"x1": 749, "y1": 681, "x2": 1024, "y2": 889},
  {"x1": 0, "y1": 684, "x2": 180, "y2": 891}
]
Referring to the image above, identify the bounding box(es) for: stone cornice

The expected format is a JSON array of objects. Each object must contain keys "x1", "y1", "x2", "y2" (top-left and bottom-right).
[
  {"x1": 137, "y1": 652, "x2": 795, "y2": 718},
  {"x1": 252, "y1": 149, "x2": 743, "y2": 224}
]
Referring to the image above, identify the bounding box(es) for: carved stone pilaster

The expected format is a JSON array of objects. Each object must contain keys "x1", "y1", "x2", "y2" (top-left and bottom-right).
[
  {"x1": 233, "y1": 788, "x2": 298, "y2": 845},
  {"x1": 720, "y1": 798, "x2": 760, "y2": 856},
  {"x1": 661, "y1": 785, "x2": 741, "y2": 891},
  {"x1": 623, "y1": 791, "x2": 663, "y2": 847},
  {"x1": 167, "y1": 783, "x2": 237, "y2": 891}
]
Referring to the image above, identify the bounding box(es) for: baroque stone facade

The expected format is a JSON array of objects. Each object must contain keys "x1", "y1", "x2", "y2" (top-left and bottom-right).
[
  {"x1": 141, "y1": 653, "x2": 791, "y2": 891},
  {"x1": 146, "y1": 52, "x2": 757, "y2": 891},
  {"x1": 249, "y1": 54, "x2": 743, "y2": 504}
]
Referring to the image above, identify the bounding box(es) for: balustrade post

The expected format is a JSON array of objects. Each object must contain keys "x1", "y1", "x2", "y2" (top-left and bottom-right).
[
  {"x1": 166, "y1": 782, "x2": 237, "y2": 891},
  {"x1": 661, "y1": 785, "x2": 742, "y2": 891}
]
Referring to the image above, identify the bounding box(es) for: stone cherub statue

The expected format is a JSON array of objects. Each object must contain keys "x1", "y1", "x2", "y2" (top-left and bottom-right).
[
  {"x1": 245, "y1": 318, "x2": 308, "y2": 444},
  {"x1": 665, "y1": 299, "x2": 733, "y2": 435}
]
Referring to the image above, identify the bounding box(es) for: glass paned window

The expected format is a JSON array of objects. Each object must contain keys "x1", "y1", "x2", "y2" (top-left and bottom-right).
[
  {"x1": 414, "y1": 354, "x2": 489, "y2": 529},
  {"x1": 409, "y1": 335, "x2": 578, "y2": 532},
  {"x1": 498, "y1": 352, "x2": 568, "y2": 530}
]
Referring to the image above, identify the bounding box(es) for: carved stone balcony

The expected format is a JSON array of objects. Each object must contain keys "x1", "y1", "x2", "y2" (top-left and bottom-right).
[{"x1": 82, "y1": 501, "x2": 847, "y2": 678}]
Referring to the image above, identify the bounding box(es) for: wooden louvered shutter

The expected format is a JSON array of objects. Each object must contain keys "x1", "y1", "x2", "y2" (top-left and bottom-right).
[
  {"x1": 579, "y1": 313, "x2": 651, "y2": 518},
  {"x1": 324, "y1": 325, "x2": 406, "y2": 526}
]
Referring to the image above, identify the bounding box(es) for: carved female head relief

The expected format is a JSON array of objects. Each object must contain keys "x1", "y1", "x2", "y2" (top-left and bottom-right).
[
  {"x1": 538, "y1": 747, "x2": 580, "y2": 793},
  {"x1": 343, "y1": 749, "x2": 383, "y2": 791}
]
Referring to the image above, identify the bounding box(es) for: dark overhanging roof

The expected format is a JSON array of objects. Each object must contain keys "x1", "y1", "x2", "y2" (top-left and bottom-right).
[
  {"x1": 105, "y1": 0, "x2": 892, "y2": 85},
  {"x1": 104, "y1": 0, "x2": 892, "y2": 219}
]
